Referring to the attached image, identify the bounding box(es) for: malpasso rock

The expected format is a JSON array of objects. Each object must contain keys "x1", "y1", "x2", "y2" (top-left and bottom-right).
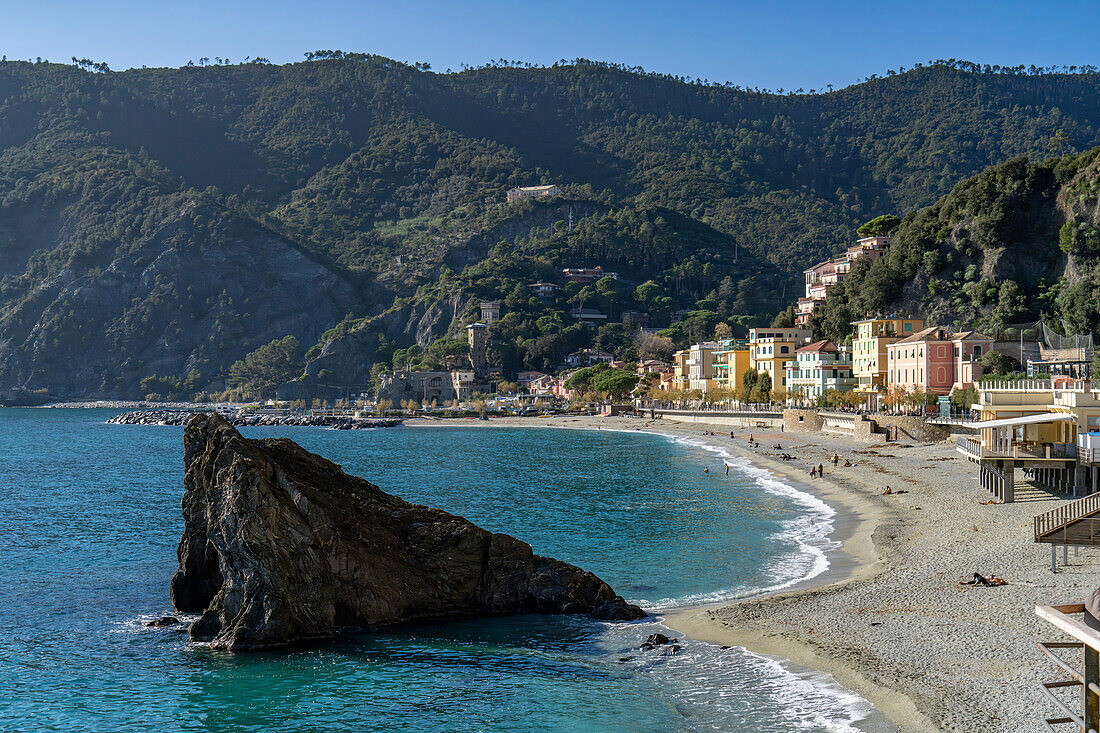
[{"x1": 170, "y1": 414, "x2": 645, "y2": 650}]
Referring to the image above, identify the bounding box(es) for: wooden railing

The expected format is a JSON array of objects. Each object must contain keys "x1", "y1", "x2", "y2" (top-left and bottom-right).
[
  {"x1": 1036, "y1": 603, "x2": 1100, "y2": 732},
  {"x1": 1036, "y1": 492, "x2": 1100, "y2": 542}
]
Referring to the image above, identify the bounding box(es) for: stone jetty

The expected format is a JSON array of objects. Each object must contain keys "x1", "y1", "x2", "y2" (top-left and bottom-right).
[{"x1": 107, "y1": 409, "x2": 401, "y2": 429}]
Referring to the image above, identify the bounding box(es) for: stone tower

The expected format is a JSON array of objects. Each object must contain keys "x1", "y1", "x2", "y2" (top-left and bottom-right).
[
  {"x1": 480, "y1": 301, "x2": 501, "y2": 324},
  {"x1": 467, "y1": 323, "x2": 489, "y2": 376}
]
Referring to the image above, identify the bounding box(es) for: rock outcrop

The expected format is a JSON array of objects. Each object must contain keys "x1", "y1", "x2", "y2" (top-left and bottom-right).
[{"x1": 171, "y1": 413, "x2": 645, "y2": 650}]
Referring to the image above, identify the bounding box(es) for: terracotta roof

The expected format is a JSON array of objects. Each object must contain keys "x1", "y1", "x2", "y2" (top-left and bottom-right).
[
  {"x1": 951, "y1": 330, "x2": 993, "y2": 341},
  {"x1": 891, "y1": 326, "x2": 993, "y2": 345},
  {"x1": 797, "y1": 339, "x2": 840, "y2": 354},
  {"x1": 891, "y1": 326, "x2": 947, "y2": 345}
]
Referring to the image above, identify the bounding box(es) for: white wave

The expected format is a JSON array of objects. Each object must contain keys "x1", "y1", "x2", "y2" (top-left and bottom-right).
[
  {"x1": 621, "y1": 432, "x2": 839, "y2": 610},
  {"x1": 598, "y1": 617, "x2": 882, "y2": 732}
]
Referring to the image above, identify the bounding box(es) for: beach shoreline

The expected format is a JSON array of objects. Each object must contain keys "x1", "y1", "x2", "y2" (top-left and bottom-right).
[
  {"x1": 408, "y1": 414, "x2": 919, "y2": 729},
  {"x1": 407, "y1": 413, "x2": 1095, "y2": 732}
]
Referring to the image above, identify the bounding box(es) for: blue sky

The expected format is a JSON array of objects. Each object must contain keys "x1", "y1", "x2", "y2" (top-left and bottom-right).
[{"x1": 2, "y1": 0, "x2": 1099, "y2": 90}]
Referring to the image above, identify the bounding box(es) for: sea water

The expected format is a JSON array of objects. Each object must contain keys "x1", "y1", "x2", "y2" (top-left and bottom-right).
[{"x1": 0, "y1": 410, "x2": 892, "y2": 732}]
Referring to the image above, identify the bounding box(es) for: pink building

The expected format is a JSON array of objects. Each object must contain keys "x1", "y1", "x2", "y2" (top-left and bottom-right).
[{"x1": 886, "y1": 327, "x2": 993, "y2": 395}]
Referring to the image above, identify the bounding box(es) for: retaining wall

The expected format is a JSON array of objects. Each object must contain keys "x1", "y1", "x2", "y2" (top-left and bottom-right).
[
  {"x1": 783, "y1": 409, "x2": 823, "y2": 433},
  {"x1": 871, "y1": 415, "x2": 951, "y2": 443},
  {"x1": 655, "y1": 410, "x2": 783, "y2": 428}
]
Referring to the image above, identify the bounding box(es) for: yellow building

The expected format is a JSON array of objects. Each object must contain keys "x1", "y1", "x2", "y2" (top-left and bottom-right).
[
  {"x1": 670, "y1": 349, "x2": 690, "y2": 391},
  {"x1": 851, "y1": 317, "x2": 925, "y2": 392},
  {"x1": 685, "y1": 341, "x2": 720, "y2": 392},
  {"x1": 713, "y1": 339, "x2": 751, "y2": 393},
  {"x1": 748, "y1": 328, "x2": 812, "y2": 389}
]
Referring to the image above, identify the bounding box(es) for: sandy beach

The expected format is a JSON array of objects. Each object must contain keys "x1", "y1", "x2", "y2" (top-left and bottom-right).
[{"x1": 409, "y1": 413, "x2": 1094, "y2": 732}]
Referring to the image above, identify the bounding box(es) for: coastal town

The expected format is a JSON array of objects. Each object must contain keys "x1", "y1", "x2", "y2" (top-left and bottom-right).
[
  {"x1": 10, "y1": 9, "x2": 1100, "y2": 733},
  {"x1": 368, "y1": 223, "x2": 1092, "y2": 418}
]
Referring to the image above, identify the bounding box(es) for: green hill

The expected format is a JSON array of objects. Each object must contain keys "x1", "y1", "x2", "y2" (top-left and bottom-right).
[
  {"x1": 811, "y1": 149, "x2": 1100, "y2": 342},
  {"x1": 2, "y1": 55, "x2": 1100, "y2": 396}
]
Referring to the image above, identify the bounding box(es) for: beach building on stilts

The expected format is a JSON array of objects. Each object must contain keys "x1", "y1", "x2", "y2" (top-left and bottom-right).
[{"x1": 957, "y1": 379, "x2": 1100, "y2": 502}]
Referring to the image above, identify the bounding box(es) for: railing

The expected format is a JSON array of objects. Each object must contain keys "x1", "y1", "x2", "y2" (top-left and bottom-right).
[
  {"x1": 653, "y1": 408, "x2": 782, "y2": 419},
  {"x1": 929, "y1": 413, "x2": 979, "y2": 425},
  {"x1": 957, "y1": 436, "x2": 983, "y2": 457},
  {"x1": 1035, "y1": 492, "x2": 1100, "y2": 542},
  {"x1": 981, "y1": 379, "x2": 1054, "y2": 392},
  {"x1": 1036, "y1": 603, "x2": 1100, "y2": 731},
  {"x1": 647, "y1": 402, "x2": 780, "y2": 413},
  {"x1": 958, "y1": 437, "x2": 1077, "y2": 461}
]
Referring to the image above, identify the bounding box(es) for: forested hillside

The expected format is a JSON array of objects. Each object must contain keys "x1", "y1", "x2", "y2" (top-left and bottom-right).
[
  {"x1": 1, "y1": 54, "x2": 1099, "y2": 397},
  {"x1": 811, "y1": 148, "x2": 1100, "y2": 342}
]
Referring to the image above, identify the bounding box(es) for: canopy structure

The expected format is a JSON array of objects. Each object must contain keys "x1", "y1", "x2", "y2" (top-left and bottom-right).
[{"x1": 970, "y1": 413, "x2": 1076, "y2": 430}]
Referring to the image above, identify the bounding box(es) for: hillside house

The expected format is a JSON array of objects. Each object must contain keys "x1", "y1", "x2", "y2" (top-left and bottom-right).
[
  {"x1": 562, "y1": 266, "x2": 618, "y2": 283},
  {"x1": 507, "y1": 184, "x2": 560, "y2": 203}
]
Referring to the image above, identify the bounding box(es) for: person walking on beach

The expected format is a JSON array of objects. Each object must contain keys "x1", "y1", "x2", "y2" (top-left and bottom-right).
[
  {"x1": 810, "y1": 466, "x2": 817, "y2": 479},
  {"x1": 832, "y1": 453, "x2": 839, "y2": 467},
  {"x1": 818, "y1": 463, "x2": 824, "y2": 477}
]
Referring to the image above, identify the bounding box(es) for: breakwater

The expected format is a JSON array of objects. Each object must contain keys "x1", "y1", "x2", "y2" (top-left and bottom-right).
[{"x1": 106, "y1": 409, "x2": 401, "y2": 429}]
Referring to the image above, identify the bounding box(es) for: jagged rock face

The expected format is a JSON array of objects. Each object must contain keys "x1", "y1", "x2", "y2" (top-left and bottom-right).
[
  {"x1": 171, "y1": 414, "x2": 644, "y2": 650},
  {"x1": 0, "y1": 201, "x2": 364, "y2": 397}
]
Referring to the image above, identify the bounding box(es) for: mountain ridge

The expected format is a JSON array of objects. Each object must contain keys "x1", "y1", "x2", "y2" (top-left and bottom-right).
[{"x1": 2, "y1": 57, "x2": 1100, "y2": 396}]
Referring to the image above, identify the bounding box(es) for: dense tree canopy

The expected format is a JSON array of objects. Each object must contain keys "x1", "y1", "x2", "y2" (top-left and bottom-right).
[{"x1": 3, "y1": 56, "x2": 1100, "y2": 396}]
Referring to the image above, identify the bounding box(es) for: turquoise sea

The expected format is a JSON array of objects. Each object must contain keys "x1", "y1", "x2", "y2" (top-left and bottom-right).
[{"x1": 0, "y1": 409, "x2": 890, "y2": 732}]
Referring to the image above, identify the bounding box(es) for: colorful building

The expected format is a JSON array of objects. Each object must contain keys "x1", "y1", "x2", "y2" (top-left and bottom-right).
[
  {"x1": 886, "y1": 326, "x2": 993, "y2": 396},
  {"x1": 851, "y1": 317, "x2": 926, "y2": 393},
  {"x1": 686, "y1": 341, "x2": 720, "y2": 392},
  {"x1": 713, "y1": 339, "x2": 751, "y2": 393},
  {"x1": 785, "y1": 340, "x2": 857, "y2": 402},
  {"x1": 670, "y1": 349, "x2": 690, "y2": 391},
  {"x1": 749, "y1": 328, "x2": 812, "y2": 389}
]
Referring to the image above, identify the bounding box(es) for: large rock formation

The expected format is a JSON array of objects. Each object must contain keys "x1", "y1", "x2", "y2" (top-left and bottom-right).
[{"x1": 171, "y1": 414, "x2": 645, "y2": 650}]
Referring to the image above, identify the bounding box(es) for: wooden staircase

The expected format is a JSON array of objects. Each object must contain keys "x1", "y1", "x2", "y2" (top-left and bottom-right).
[{"x1": 1035, "y1": 492, "x2": 1100, "y2": 546}]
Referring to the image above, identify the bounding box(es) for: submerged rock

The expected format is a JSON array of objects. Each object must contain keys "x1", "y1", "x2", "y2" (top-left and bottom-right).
[
  {"x1": 171, "y1": 414, "x2": 645, "y2": 650},
  {"x1": 640, "y1": 632, "x2": 681, "y2": 651},
  {"x1": 144, "y1": 616, "x2": 181, "y2": 628}
]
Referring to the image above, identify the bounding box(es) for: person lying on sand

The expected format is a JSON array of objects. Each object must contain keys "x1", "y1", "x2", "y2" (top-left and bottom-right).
[
  {"x1": 843, "y1": 460, "x2": 852, "y2": 467},
  {"x1": 959, "y1": 573, "x2": 1007, "y2": 587}
]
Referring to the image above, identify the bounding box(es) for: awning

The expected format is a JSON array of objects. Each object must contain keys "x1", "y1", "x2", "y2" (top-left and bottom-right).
[{"x1": 970, "y1": 413, "x2": 1076, "y2": 429}]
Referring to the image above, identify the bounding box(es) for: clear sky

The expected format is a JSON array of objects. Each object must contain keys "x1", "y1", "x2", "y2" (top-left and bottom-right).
[{"x1": 2, "y1": 0, "x2": 1099, "y2": 90}]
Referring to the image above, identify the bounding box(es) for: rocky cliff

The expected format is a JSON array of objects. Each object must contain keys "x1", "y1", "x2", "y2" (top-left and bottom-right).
[{"x1": 170, "y1": 414, "x2": 644, "y2": 650}]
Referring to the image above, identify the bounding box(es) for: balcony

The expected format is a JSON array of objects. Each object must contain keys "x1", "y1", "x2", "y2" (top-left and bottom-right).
[{"x1": 956, "y1": 436, "x2": 1077, "y2": 461}]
